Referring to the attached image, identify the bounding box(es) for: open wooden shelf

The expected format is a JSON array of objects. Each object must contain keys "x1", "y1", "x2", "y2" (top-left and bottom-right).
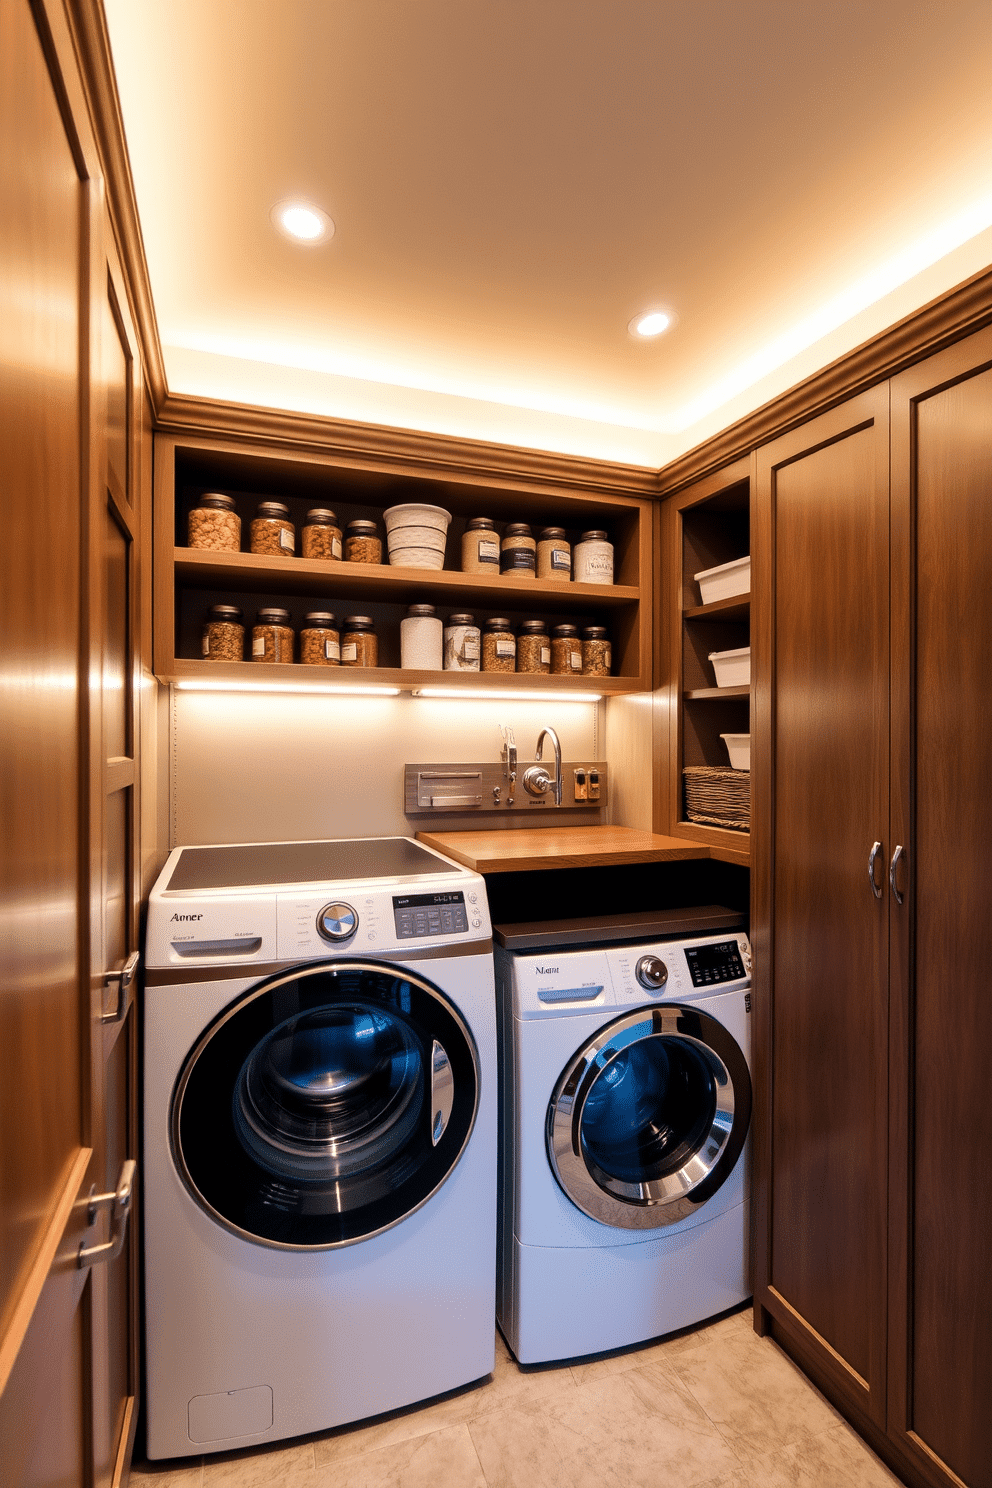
[
  {"x1": 683, "y1": 595, "x2": 750, "y2": 622},
  {"x1": 159, "y1": 657, "x2": 636, "y2": 694},
  {"x1": 683, "y1": 684, "x2": 750, "y2": 700}
]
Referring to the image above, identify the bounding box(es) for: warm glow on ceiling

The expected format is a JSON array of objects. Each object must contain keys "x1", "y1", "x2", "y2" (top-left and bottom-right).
[
  {"x1": 271, "y1": 200, "x2": 333, "y2": 244},
  {"x1": 629, "y1": 311, "x2": 672, "y2": 338}
]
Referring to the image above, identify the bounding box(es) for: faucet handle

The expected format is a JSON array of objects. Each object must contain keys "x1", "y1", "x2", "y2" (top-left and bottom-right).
[{"x1": 500, "y1": 724, "x2": 517, "y2": 774}]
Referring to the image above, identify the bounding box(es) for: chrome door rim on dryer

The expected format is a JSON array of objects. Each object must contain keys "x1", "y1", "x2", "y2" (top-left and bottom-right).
[
  {"x1": 547, "y1": 1001, "x2": 751, "y2": 1229},
  {"x1": 172, "y1": 959, "x2": 479, "y2": 1249}
]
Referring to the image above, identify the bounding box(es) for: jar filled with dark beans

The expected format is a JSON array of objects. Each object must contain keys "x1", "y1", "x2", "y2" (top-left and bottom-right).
[
  {"x1": 188, "y1": 493, "x2": 241, "y2": 552},
  {"x1": 251, "y1": 607, "x2": 294, "y2": 663},
  {"x1": 301, "y1": 508, "x2": 343, "y2": 561},
  {"x1": 250, "y1": 501, "x2": 295, "y2": 556},
  {"x1": 340, "y1": 615, "x2": 378, "y2": 667},
  {"x1": 344, "y1": 520, "x2": 382, "y2": 564},
  {"x1": 299, "y1": 612, "x2": 340, "y2": 666},
  {"x1": 551, "y1": 623, "x2": 583, "y2": 676},
  {"x1": 481, "y1": 617, "x2": 516, "y2": 673},
  {"x1": 581, "y1": 625, "x2": 612, "y2": 676},
  {"x1": 516, "y1": 619, "x2": 550, "y2": 674},
  {"x1": 202, "y1": 604, "x2": 244, "y2": 661}
]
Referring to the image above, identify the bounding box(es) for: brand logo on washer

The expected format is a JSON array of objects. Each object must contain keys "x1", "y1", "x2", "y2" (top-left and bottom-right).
[
  {"x1": 170, "y1": 913, "x2": 203, "y2": 922},
  {"x1": 536, "y1": 965, "x2": 559, "y2": 974}
]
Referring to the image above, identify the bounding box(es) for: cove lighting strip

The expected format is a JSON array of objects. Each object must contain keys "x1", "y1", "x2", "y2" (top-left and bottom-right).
[
  {"x1": 174, "y1": 680, "x2": 400, "y2": 696},
  {"x1": 411, "y1": 687, "x2": 603, "y2": 703}
]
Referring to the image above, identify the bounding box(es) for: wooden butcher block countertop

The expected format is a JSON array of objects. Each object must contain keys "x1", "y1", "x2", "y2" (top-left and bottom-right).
[{"x1": 415, "y1": 825, "x2": 712, "y2": 875}]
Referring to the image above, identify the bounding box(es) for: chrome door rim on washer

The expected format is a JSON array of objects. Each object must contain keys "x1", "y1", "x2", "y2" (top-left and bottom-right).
[{"x1": 546, "y1": 1002, "x2": 751, "y2": 1230}]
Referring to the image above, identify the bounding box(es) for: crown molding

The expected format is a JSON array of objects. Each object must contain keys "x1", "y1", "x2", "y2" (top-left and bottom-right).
[{"x1": 155, "y1": 391, "x2": 661, "y2": 498}]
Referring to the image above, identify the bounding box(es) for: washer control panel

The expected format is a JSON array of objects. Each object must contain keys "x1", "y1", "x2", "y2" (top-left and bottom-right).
[
  {"x1": 684, "y1": 940, "x2": 746, "y2": 988},
  {"x1": 393, "y1": 890, "x2": 471, "y2": 938},
  {"x1": 316, "y1": 901, "x2": 359, "y2": 942}
]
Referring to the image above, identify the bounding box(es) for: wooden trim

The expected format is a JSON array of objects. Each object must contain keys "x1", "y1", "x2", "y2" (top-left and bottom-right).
[
  {"x1": 155, "y1": 394, "x2": 660, "y2": 498},
  {"x1": 0, "y1": 1146, "x2": 92, "y2": 1397},
  {"x1": 656, "y1": 266, "x2": 992, "y2": 497}
]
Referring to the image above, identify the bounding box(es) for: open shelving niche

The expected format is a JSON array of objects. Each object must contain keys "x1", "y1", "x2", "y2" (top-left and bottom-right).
[
  {"x1": 661, "y1": 457, "x2": 751, "y2": 865},
  {"x1": 154, "y1": 434, "x2": 654, "y2": 695}
]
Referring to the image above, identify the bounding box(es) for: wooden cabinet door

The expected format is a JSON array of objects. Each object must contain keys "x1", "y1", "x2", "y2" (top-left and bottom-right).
[
  {"x1": 888, "y1": 326, "x2": 992, "y2": 1488},
  {"x1": 752, "y1": 387, "x2": 890, "y2": 1426}
]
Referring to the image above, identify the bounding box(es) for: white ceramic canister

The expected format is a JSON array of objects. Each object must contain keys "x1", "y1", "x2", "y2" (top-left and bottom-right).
[
  {"x1": 443, "y1": 612, "x2": 481, "y2": 671},
  {"x1": 400, "y1": 603, "x2": 443, "y2": 670},
  {"x1": 573, "y1": 529, "x2": 614, "y2": 584}
]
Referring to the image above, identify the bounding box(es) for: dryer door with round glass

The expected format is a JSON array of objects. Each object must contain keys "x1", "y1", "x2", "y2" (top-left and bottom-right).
[
  {"x1": 547, "y1": 1003, "x2": 751, "y2": 1230},
  {"x1": 172, "y1": 961, "x2": 479, "y2": 1249}
]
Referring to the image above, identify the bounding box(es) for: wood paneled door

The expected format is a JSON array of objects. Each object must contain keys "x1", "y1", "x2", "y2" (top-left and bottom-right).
[
  {"x1": 751, "y1": 386, "x2": 891, "y2": 1426},
  {"x1": 0, "y1": 2, "x2": 143, "y2": 1484}
]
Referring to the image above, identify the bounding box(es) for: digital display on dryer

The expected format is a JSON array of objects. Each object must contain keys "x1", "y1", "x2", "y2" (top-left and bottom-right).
[
  {"x1": 393, "y1": 891, "x2": 468, "y2": 938},
  {"x1": 684, "y1": 941, "x2": 746, "y2": 987}
]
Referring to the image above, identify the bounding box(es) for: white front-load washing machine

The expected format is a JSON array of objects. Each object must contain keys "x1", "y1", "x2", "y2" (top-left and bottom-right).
[
  {"x1": 143, "y1": 837, "x2": 496, "y2": 1460},
  {"x1": 495, "y1": 906, "x2": 752, "y2": 1364}
]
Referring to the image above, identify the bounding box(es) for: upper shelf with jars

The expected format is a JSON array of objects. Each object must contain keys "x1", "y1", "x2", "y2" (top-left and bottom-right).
[{"x1": 154, "y1": 433, "x2": 654, "y2": 693}]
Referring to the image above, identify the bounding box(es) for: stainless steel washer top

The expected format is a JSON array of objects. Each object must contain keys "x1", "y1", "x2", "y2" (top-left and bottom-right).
[{"x1": 165, "y1": 836, "x2": 461, "y2": 892}]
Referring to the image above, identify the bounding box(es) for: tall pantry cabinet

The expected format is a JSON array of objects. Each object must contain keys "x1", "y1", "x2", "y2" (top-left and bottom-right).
[{"x1": 752, "y1": 324, "x2": 992, "y2": 1488}]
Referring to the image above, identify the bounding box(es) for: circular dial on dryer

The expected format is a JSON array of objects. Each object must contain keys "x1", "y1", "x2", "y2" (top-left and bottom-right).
[
  {"x1": 635, "y1": 954, "x2": 668, "y2": 990},
  {"x1": 316, "y1": 901, "x2": 359, "y2": 942}
]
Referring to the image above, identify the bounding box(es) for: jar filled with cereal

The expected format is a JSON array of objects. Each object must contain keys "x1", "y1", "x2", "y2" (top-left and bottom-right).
[
  {"x1": 461, "y1": 518, "x2": 501, "y2": 574},
  {"x1": 500, "y1": 523, "x2": 536, "y2": 579},
  {"x1": 299, "y1": 612, "x2": 340, "y2": 666},
  {"x1": 251, "y1": 607, "x2": 294, "y2": 663},
  {"x1": 536, "y1": 527, "x2": 571, "y2": 580},
  {"x1": 481, "y1": 617, "x2": 516, "y2": 673},
  {"x1": 301, "y1": 508, "x2": 343, "y2": 561},
  {"x1": 341, "y1": 615, "x2": 378, "y2": 667},
  {"x1": 516, "y1": 619, "x2": 550, "y2": 674},
  {"x1": 188, "y1": 492, "x2": 241, "y2": 552},
  {"x1": 344, "y1": 520, "x2": 382, "y2": 564},
  {"x1": 201, "y1": 604, "x2": 244, "y2": 661},
  {"x1": 250, "y1": 501, "x2": 295, "y2": 557},
  {"x1": 551, "y1": 623, "x2": 583, "y2": 676},
  {"x1": 581, "y1": 625, "x2": 612, "y2": 676}
]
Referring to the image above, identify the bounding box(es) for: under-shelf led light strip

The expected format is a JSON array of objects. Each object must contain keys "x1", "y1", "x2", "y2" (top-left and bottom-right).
[{"x1": 173, "y1": 680, "x2": 603, "y2": 702}]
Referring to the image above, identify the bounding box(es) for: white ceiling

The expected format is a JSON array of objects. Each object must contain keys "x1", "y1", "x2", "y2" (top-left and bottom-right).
[{"x1": 104, "y1": 1, "x2": 992, "y2": 467}]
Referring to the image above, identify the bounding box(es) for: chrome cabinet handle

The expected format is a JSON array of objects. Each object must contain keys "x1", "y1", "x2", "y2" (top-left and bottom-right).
[
  {"x1": 430, "y1": 1040, "x2": 454, "y2": 1147},
  {"x1": 868, "y1": 841, "x2": 883, "y2": 900},
  {"x1": 78, "y1": 1158, "x2": 136, "y2": 1269},
  {"x1": 889, "y1": 845, "x2": 906, "y2": 905},
  {"x1": 102, "y1": 950, "x2": 140, "y2": 1023}
]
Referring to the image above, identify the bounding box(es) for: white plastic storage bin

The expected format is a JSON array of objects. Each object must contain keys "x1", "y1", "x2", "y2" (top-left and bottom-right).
[
  {"x1": 708, "y1": 646, "x2": 750, "y2": 688},
  {"x1": 720, "y1": 733, "x2": 751, "y2": 770},
  {"x1": 694, "y1": 555, "x2": 751, "y2": 604}
]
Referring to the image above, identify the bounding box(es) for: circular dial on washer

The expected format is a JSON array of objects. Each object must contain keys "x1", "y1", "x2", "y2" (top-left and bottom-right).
[
  {"x1": 316, "y1": 901, "x2": 358, "y2": 942},
  {"x1": 635, "y1": 954, "x2": 669, "y2": 990}
]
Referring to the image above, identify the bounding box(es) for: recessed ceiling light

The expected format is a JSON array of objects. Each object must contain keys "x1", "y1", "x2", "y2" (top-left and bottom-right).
[
  {"x1": 271, "y1": 200, "x2": 334, "y2": 245},
  {"x1": 628, "y1": 309, "x2": 676, "y2": 339}
]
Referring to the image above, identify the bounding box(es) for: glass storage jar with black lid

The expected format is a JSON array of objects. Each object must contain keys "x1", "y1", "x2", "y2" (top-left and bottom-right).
[
  {"x1": 461, "y1": 518, "x2": 500, "y2": 574},
  {"x1": 443, "y1": 613, "x2": 481, "y2": 671},
  {"x1": 516, "y1": 619, "x2": 551, "y2": 674},
  {"x1": 202, "y1": 604, "x2": 244, "y2": 661},
  {"x1": 344, "y1": 520, "x2": 382, "y2": 564},
  {"x1": 252, "y1": 607, "x2": 294, "y2": 663},
  {"x1": 301, "y1": 508, "x2": 343, "y2": 561},
  {"x1": 581, "y1": 625, "x2": 612, "y2": 676},
  {"x1": 400, "y1": 604, "x2": 443, "y2": 670},
  {"x1": 250, "y1": 501, "x2": 295, "y2": 556},
  {"x1": 551, "y1": 623, "x2": 583, "y2": 675},
  {"x1": 188, "y1": 492, "x2": 241, "y2": 552},
  {"x1": 500, "y1": 523, "x2": 536, "y2": 578},
  {"x1": 341, "y1": 615, "x2": 378, "y2": 667},
  {"x1": 299, "y1": 612, "x2": 340, "y2": 666},
  {"x1": 536, "y1": 527, "x2": 571, "y2": 580},
  {"x1": 481, "y1": 617, "x2": 516, "y2": 672}
]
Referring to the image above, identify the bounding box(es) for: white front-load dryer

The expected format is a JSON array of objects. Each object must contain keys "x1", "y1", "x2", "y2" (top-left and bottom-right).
[
  {"x1": 143, "y1": 837, "x2": 496, "y2": 1460},
  {"x1": 495, "y1": 909, "x2": 752, "y2": 1363}
]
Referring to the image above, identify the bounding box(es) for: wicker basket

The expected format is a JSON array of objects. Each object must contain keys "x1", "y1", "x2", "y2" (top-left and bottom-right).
[{"x1": 683, "y1": 765, "x2": 750, "y2": 830}]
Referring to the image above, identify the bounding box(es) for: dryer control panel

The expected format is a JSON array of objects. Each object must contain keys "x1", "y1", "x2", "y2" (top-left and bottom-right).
[
  {"x1": 393, "y1": 890, "x2": 473, "y2": 938},
  {"x1": 684, "y1": 940, "x2": 746, "y2": 988}
]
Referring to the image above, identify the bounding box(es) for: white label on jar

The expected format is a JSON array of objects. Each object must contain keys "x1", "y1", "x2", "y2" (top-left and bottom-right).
[
  {"x1": 552, "y1": 549, "x2": 571, "y2": 571},
  {"x1": 571, "y1": 650, "x2": 582, "y2": 671},
  {"x1": 541, "y1": 646, "x2": 551, "y2": 665},
  {"x1": 201, "y1": 635, "x2": 210, "y2": 656},
  {"x1": 463, "y1": 637, "x2": 481, "y2": 659},
  {"x1": 495, "y1": 639, "x2": 515, "y2": 658},
  {"x1": 325, "y1": 638, "x2": 340, "y2": 660},
  {"x1": 341, "y1": 642, "x2": 358, "y2": 662},
  {"x1": 279, "y1": 527, "x2": 295, "y2": 552},
  {"x1": 332, "y1": 536, "x2": 342, "y2": 559},
  {"x1": 479, "y1": 540, "x2": 500, "y2": 562},
  {"x1": 252, "y1": 637, "x2": 266, "y2": 657}
]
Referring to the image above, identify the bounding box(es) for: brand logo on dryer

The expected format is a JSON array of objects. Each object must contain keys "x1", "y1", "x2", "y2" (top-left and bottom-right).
[
  {"x1": 170, "y1": 913, "x2": 203, "y2": 922},
  {"x1": 535, "y1": 965, "x2": 559, "y2": 974}
]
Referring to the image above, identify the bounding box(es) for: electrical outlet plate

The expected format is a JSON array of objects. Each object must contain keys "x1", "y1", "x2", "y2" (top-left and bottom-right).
[{"x1": 404, "y1": 761, "x2": 608, "y2": 813}]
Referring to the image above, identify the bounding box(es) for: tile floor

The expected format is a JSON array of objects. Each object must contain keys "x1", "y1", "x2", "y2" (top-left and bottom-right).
[{"x1": 130, "y1": 1308, "x2": 904, "y2": 1488}]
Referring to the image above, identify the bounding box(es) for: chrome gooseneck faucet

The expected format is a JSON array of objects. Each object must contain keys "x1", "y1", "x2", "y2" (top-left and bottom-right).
[{"x1": 533, "y1": 726, "x2": 563, "y2": 806}]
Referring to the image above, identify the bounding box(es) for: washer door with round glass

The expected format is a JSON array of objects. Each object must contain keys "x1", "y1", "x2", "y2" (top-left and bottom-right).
[
  {"x1": 547, "y1": 1003, "x2": 750, "y2": 1230},
  {"x1": 172, "y1": 961, "x2": 479, "y2": 1249}
]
